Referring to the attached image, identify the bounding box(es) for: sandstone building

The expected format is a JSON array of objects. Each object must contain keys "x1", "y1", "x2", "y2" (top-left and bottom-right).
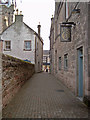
[
  {"x1": 0, "y1": 2, "x2": 14, "y2": 34},
  {"x1": 49, "y1": 2, "x2": 90, "y2": 105},
  {"x1": 0, "y1": 1, "x2": 14, "y2": 52}
]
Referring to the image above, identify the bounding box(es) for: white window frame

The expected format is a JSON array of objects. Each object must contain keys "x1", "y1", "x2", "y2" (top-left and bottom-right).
[
  {"x1": 24, "y1": 41, "x2": 31, "y2": 51},
  {"x1": 4, "y1": 41, "x2": 11, "y2": 51}
]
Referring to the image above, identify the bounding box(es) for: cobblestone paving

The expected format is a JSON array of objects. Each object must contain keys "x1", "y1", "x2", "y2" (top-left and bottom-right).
[{"x1": 3, "y1": 72, "x2": 88, "y2": 118}]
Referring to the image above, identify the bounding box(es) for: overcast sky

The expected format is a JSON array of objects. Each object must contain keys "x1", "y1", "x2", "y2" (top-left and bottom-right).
[{"x1": 16, "y1": 0, "x2": 55, "y2": 50}]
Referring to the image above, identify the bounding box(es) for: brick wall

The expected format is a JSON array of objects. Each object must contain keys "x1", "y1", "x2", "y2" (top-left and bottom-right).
[{"x1": 2, "y1": 54, "x2": 35, "y2": 108}]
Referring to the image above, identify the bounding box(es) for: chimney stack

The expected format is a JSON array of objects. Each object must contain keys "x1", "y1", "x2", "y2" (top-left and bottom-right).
[
  {"x1": 37, "y1": 22, "x2": 41, "y2": 37},
  {"x1": 15, "y1": 9, "x2": 23, "y2": 22},
  {"x1": 15, "y1": 15, "x2": 23, "y2": 22}
]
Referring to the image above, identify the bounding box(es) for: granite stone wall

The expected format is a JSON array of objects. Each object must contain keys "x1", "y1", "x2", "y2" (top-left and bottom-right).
[{"x1": 2, "y1": 54, "x2": 35, "y2": 108}]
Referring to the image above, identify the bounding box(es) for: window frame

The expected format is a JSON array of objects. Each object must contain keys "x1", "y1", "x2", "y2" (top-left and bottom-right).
[
  {"x1": 59, "y1": 57, "x2": 62, "y2": 70},
  {"x1": 4, "y1": 41, "x2": 11, "y2": 51},
  {"x1": 64, "y1": 54, "x2": 68, "y2": 70},
  {"x1": 24, "y1": 40, "x2": 31, "y2": 51}
]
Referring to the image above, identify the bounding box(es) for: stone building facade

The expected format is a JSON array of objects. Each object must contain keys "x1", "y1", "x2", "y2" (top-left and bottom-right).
[
  {"x1": 0, "y1": 3, "x2": 14, "y2": 52},
  {"x1": 50, "y1": 2, "x2": 90, "y2": 106},
  {"x1": 43, "y1": 50, "x2": 50, "y2": 72},
  {"x1": 0, "y1": 4, "x2": 14, "y2": 34},
  {"x1": 0, "y1": 15, "x2": 43, "y2": 73}
]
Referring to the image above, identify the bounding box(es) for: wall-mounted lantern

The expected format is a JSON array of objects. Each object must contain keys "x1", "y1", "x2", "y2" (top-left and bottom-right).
[{"x1": 60, "y1": 22, "x2": 76, "y2": 42}]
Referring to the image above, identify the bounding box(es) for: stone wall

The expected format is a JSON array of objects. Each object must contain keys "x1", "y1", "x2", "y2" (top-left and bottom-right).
[
  {"x1": 0, "y1": 5, "x2": 3, "y2": 34},
  {"x1": 2, "y1": 54, "x2": 35, "y2": 108},
  {"x1": 55, "y1": 2, "x2": 88, "y2": 94},
  {"x1": 50, "y1": 2, "x2": 90, "y2": 106},
  {"x1": 0, "y1": 53, "x2": 2, "y2": 119}
]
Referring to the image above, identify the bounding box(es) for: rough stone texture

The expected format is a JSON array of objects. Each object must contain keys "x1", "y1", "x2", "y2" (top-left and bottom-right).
[
  {"x1": 50, "y1": 2, "x2": 90, "y2": 106},
  {"x1": 2, "y1": 72, "x2": 88, "y2": 118},
  {"x1": 2, "y1": 54, "x2": 35, "y2": 108},
  {"x1": 0, "y1": 4, "x2": 14, "y2": 54},
  {"x1": 0, "y1": 53, "x2": 2, "y2": 119},
  {"x1": 0, "y1": 4, "x2": 14, "y2": 34}
]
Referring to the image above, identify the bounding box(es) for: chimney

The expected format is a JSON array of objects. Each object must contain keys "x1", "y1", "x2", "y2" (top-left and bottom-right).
[
  {"x1": 15, "y1": 9, "x2": 23, "y2": 22},
  {"x1": 37, "y1": 22, "x2": 41, "y2": 36},
  {"x1": 51, "y1": 15, "x2": 53, "y2": 21},
  {"x1": 51, "y1": 15, "x2": 54, "y2": 24},
  {"x1": 15, "y1": 15, "x2": 23, "y2": 22}
]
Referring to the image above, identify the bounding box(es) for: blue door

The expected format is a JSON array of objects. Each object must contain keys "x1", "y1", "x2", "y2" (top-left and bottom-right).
[{"x1": 78, "y1": 48, "x2": 83, "y2": 97}]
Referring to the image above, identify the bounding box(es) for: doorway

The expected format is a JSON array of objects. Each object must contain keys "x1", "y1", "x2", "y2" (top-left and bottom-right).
[{"x1": 78, "y1": 47, "x2": 83, "y2": 97}]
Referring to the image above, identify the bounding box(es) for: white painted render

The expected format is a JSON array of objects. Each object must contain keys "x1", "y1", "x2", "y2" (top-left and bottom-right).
[{"x1": 1, "y1": 21, "x2": 35, "y2": 64}]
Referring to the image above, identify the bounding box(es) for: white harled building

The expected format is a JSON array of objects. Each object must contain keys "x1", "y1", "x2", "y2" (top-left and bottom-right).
[{"x1": 0, "y1": 14, "x2": 43, "y2": 72}]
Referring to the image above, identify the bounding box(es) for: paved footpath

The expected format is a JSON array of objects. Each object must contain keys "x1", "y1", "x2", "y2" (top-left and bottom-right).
[{"x1": 3, "y1": 72, "x2": 89, "y2": 118}]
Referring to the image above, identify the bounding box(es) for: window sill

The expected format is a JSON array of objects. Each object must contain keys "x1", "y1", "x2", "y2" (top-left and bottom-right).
[
  {"x1": 59, "y1": 69, "x2": 62, "y2": 71},
  {"x1": 64, "y1": 68, "x2": 68, "y2": 71},
  {"x1": 23, "y1": 49, "x2": 31, "y2": 51},
  {"x1": 4, "y1": 49, "x2": 11, "y2": 51}
]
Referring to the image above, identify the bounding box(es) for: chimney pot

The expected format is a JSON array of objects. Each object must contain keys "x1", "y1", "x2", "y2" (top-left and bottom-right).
[
  {"x1": 51, "y1": 15, "x2": 54, "y2": 21},
  {"x1": 37, "y1": 22, "x2": 41, "y2": 37},
  {"x1": 16, "y1": 9, "x2": 19, "y2": 15}
]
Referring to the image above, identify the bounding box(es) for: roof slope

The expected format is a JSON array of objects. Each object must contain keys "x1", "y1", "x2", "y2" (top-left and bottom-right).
[{"x1": 1, "y1": 20, "x2": 43, "y2": 43}]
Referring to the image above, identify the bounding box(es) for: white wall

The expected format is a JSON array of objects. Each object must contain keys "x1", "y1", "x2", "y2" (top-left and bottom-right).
[{"x1": 2, "y1": 21, "x2": 35, "y2": 64}]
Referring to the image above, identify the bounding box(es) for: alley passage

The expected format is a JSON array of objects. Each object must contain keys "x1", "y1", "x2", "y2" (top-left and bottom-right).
[{"x1": 3, "y1": 72, "x2": 88, "y2": 118}]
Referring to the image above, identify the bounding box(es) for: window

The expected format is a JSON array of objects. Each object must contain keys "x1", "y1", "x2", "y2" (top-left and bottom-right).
[
  {"x1": 59, "y1": 57, "x2": 61, "y2": 70},
  {"x1": 5, "y1": 41, "x2": 11, "y2": 50},
  {"x1": 64, "y1": 54, "x2": 68, "y2": 70},
  {"x1": 24, "y1": 41, "x2": 31, "y2": 51},
  {"x1": 43, "y1": 56, "x2": 47, "y2": 63},
  {"x1": 5, "y1": 16, "x2": 8, "y2": 27}
]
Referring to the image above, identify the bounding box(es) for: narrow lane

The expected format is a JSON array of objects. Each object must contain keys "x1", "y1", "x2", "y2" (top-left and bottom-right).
[{"x1": 3, "y1": 72, "x2": 88, "y2": 118}]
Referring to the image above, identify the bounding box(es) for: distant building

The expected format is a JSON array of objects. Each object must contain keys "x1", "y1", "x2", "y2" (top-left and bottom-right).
[
  {"x1": 0, "y1": 14, "x2": 43, "y2": 72},
  {"x1": 0, "y1": 3, "x2": 14, "y2": 34},
  {"x1": 0, "y1": 2, "x2": 14, "y2": 52},
  {"x1": 0, "y1": 0, "x2": 12, "y2": 7},
  {"x1": 50, "y1": 2, "x2": 90, "y2": 106},
  {"x1": 43, "y1": 50, "x2": 50, "y2": 73}
]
